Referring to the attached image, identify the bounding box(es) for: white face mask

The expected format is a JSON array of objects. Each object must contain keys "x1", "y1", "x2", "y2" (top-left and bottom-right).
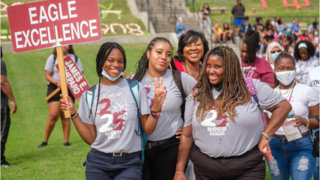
[{"x1": 275, "y1": 71, "x2": 296, "y2": 86}]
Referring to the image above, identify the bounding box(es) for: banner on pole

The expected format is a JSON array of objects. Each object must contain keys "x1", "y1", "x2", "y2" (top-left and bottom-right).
[
  {"x1": 56, "y1": 55, "x2": 90, "y2": 99},
  {"x1": 8, "y1": 0, "x2": 101, "y2": 53}
]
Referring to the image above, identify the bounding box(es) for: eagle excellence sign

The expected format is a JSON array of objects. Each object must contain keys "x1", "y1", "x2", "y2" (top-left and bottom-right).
[{"x1": 7, "y1": 0, "x2": 101, "y2": 53}]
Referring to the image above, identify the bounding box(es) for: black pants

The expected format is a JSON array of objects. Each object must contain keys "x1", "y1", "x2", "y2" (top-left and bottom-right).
[
  {"x1": 190, "y1": 145, "x2": 265, "y2": 180},
  {"x1": 142, "y1": 138, "x2": 180, "y2": 180},
  {"x1": 1, "y1": 107, "x2": 11, "y2": 163}
]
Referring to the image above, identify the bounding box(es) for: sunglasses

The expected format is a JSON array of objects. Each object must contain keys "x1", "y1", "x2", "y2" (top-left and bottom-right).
[{"x1": 271, "y1": 50, "x2": 281, "y2": 54}]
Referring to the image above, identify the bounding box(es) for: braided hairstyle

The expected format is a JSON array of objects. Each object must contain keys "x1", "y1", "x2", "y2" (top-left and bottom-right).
[
  {"x1": 93, "y1": 42, "x2": 127, "y2": 124},
  {"x1": 243, "y1": 30, "x2": 260, "y2": 63},
  {"x1": 133, "y1": 37, "x2": 177, "y2": 82},
  {"x1": 174, "y1": 30, "x2": 209, "y2": 63},
  {"x1": 273, "y1": 51, "x2": 296, "y2": 87},
  {"x1": 191, "y1": 46, "x2": 251, "y2": 122}
]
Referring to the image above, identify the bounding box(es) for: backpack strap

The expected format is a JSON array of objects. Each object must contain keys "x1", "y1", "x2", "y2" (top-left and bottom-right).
[
  {"x1": 172, "y1": 70, "x2": 186, "y2": 121},
  {"x1": 244, "y1": 77, "x2": 267, "y2": 128},
  {"x1": 86, "y1": 85, "x2": 97, "y2": 118},
  {"x1": 126, "y1": 79, "x2": 148, "y2": 162}
]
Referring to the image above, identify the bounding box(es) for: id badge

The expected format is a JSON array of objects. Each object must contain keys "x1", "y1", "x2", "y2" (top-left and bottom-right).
[{"x1": 282, "y1": 118, "x2": 302, "y2": 142}]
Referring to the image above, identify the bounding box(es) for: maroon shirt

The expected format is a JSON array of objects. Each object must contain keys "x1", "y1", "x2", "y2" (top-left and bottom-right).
[{"x1": 241, "y1": 57, "x2": 274, "y2": 84}]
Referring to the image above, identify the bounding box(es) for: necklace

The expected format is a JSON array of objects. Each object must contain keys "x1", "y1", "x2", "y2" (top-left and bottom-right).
[
  {"x1": 147, "y1": 71, "x2": 156, "y2": 85},
  {"x1": 184, "y1": 63, "x2": 200, "y2": 80},
  {"x1": 277, "y1": 82, "x2": 296, "y2": 102}
]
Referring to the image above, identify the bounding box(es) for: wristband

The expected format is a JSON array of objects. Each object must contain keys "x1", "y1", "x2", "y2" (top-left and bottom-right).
[
  {"x1": 71, "y1": 110, "x2": 78, "y2": 119},
  {"x1": 152, "y1": 107, "x2": 162, "y2": 113},
  {"x1": 262, "y1": 132, "x2": 270, "y2": 140},
  {"x1": 305, "y1": 118, "x2": 309, "y2": 127},
  {"x1": 151, "y1": 111, "x2": 160, "y2": 119}
]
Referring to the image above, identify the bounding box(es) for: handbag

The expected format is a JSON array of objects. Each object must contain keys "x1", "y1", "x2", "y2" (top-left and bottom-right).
[{"x1": 313, "y1": 131, "x2": 319, "y2": 157}]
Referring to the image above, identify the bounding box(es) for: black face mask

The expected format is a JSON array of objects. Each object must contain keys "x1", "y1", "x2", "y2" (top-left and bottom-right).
[{"x1": 213, "y1": 81, "x2": 223, "y2": 91}]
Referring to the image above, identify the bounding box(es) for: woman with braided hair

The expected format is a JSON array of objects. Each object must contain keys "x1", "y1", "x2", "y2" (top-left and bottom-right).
[
  {"x1": 264, "y1": 51, "x2": 319, "y2": 180},
  {"x1": 174, "y1": 46, "x2": 291, "y2": 180},
  {"x1": 133, "y1": 37, "x2": 197, "y2": 180},
  {"x1": 241, "y1": 30, "x2": 274, "y2": 87},
  {"x1": 60, "y1": 42, "x2": 167, "y2": 179}
]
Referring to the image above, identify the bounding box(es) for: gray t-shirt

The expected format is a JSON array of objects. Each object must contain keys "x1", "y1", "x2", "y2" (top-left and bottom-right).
[
  {"x1": 78, "y1": 79, "x2": 150, "y2": 153},
  {"x1": 140, "y1": 69, "x2": 197, "y2": 141},
  {"x1": 44, "y1": 54, "x2": 84, "y2": 82},
  {"x1": 184, "y1": 79, "x2": 285, "y2": 157}
]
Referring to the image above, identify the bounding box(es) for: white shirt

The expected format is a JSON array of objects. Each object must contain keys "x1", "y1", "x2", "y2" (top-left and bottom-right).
[{"x1": 266, "y1": 83, "x2": 319, "y2": 135}]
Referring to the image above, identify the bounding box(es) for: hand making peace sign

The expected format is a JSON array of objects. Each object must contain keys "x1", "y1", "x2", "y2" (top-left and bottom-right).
[{"x1": 152, "y1": 77, "x2": 167, "y2": 112}]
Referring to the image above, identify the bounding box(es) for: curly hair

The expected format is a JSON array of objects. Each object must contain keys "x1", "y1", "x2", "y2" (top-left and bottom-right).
[
  {"x1": 293, "y1": 40, "x2": 315, "y2": 61},
  {"x1": 190, "y1": 46, "x2": 251, "y2": 122}
]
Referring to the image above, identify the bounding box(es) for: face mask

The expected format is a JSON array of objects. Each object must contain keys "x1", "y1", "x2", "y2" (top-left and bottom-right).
[
  {"x1": 271, "y1": 51, "x2": 280, "y2": 61},
  {"x1": 315, "y1": 32, "x2": 318, "y2": 36},
  {"x1": 275, "y1": 71, "x2": 296, "y2": 86},
  {"x1": 101, "y1": 68, "x2": 123, "y2": 81}
]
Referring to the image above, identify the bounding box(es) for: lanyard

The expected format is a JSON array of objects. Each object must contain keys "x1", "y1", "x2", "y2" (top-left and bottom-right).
[{"x1": 276, "y1": 83, "x2": 295, "y2": 102}]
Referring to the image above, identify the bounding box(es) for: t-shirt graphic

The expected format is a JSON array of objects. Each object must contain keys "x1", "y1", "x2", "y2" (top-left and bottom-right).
[
  {"x1": 145, "y1": 85, "x2": 154, "y2": 108},
  {"x1": 201, "y1": 101, "x2": 229, "y2": 136},
  {"x1": 97, "y1": 92, "x2": 128, "y2": 140},
  {"x1": 242, "y1": 66, "x2": 256, "y2": 78}
]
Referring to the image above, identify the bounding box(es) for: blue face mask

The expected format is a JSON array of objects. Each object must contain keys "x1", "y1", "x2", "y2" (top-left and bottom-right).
[
  {"x1": 101, "y1": 68, "x2": 123, "y2": 81},
  {"x1": 271, "y1": 51, "x2": 281, "y2": 61},
  {"x1": 315, "y1": 32, "x2": 319, "y2": 36}
]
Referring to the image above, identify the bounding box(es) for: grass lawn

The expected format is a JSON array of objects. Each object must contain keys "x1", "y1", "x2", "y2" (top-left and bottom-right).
[
  {"x1": 1, "y1": 0, "x2": 147, "y2": 42},
  {"x1": 187, "y1": 0, "x2": 319, "y2": 26}
]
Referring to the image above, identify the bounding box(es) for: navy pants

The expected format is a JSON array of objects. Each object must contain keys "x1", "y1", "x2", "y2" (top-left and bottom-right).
[{"x1": 85, "y1": 149, "x2": 142, "y2": 180}]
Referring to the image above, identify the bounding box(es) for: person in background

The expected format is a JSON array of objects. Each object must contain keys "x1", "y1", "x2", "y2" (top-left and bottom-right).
[
  {"x1": 288, "y1": 29, "x2": 298, "y2": 56},
  {"x1": 174, "y1": 30, "x2": 209, "y2": 81},
  {"x1": 278, "y1": 29, "x2": 289, "y2": 52},
  {"x1": 1, "y1": 49, "x2": 18, "y2": 167},
  {"x1": 265, "y1": 19, "x2": 273, "y2": 32},
  {"x1": 265, "y1": 42, "x2": 285, "y2": 71},
  {"x1": 311, "y1": 29, "x2": 319, "y2": 49},
  {"x1": 277, "y1": 19, "x2": 286, "y2": 35},
  {"x1": 294, "y1": 40, "x2": 319, "y2": 84},
  {"x1": 221, "y1": 22, "x2": 234, "y2": 44},
  {"x1": 175, "y1": 17, "x2": 186, "y2": 38},
  {"x1": 291, "y1": 19, "x2": 301, "y2": 36},
  {"x1": 262, "y1": 28, "x2": 275, "y2": 54},
  {"x1": 253, "y1": 17, "x2": 264, "y2": 33},
  {"x1": 240, "y1": 30, "x2": 274, "y2": 87},
  {"x1": 201, "y1": 3, "x2": 212, "y2": 38},
  {"x1": 300, "y1": 31, "x2": 311, "y2": 41},
  {"x1": 271, "y1": 16, "x2": 279, "y2": 27},
  {"x1": 239, "y1": 16, "x2": 252, "y2": 39},
  {"x1": 212, "y1": 22, "x2": 222, "y2": 43},
  {"x1": 173, "y1": 46, "x2": 291, "y2": 180},
  {"x1": 265, "y1": 52, "x2": 319, "y2": 180},
  {"x1": 308, "y1": 22, "x2": 319, "y2": 36},
  {"x1": 38, "y1": 45, "x2": 83, "y2": 148},
  {"x1": 232, "y1": 0, "x2": 245, "y2": 34}
]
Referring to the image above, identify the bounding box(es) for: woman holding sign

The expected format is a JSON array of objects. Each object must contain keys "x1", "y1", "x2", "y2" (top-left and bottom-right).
[
  {"x1": 38, "y1": 45, "x2": 83, "y2": 148},
  {"x1": 60, "y1": 42, "x2": 166, "y2": 179},
  {"x1": 264, "y1": 52, "x2": 319, "y2": 180},
  {"x1": 173, "y1": 46, "x2": 291, "y2": 180}
]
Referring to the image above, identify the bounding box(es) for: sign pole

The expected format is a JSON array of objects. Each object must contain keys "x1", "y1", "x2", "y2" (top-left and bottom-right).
[{"x1": 56, "y1": 46, "x2": 70, "y2": 118}]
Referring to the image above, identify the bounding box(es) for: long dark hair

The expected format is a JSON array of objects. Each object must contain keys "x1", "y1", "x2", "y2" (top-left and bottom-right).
[
  {"x1": 243, "y1": 30, "x2": 260, "y2": 63},
  {"x1": 93, "y1": 42, "x2": 127, "y2": 124},
  {"x1": 273, "y1": 52, "x2": 296, "y2": 87},
  {"x1": 133, "y1": 37, "x2": 176, "y2": 82},
  {"x1": 52, "y1": 45, "x2": 75, "y2": 55},
  {"x1": 293, "y1": 40, "x2": 315, "y2": 61},
  {"x1": 190, "y1": 46, "x2": 251, "y2": 122},
  {"x1": 174, "y1": 30, "x2": 209, "y2": 63}
]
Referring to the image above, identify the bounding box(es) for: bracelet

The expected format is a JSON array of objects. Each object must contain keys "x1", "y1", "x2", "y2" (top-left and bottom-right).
[
  {"x1": 305, "y1": 117, "x2": 309, "y2": 127},
  {"x1": 262, "y1": 132, "x2": 270, "y2": 140},
  {"x1": 151, "y1": 111, "x2": 160, "y2": 119},
  {"x1": 151, "y1": 107, "x2": 162, "y2": 113},
  {"x1": 175, "y1": 172, "x2": 184, "y2": 174},
  {"x1": 71, "y1": 110, "x2": 78, "y2": 119}
]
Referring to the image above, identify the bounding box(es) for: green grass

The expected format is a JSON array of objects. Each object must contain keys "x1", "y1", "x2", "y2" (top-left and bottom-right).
[
  {"x1": 1, "y1": 0, "x2": 147, "y2": 42},
  {"x1": 187, "y1": 0, "x2": 319, "y2": 26},
  {"x1": 1, "y1": 44, "x2": 147, "y2": 180}
]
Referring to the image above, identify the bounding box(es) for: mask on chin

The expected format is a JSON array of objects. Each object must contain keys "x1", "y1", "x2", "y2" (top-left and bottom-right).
[
  {"x1": 101, "y1": 68, "x2": 123, "y2": 81},
  {"x1": 275, "y1": 71, "x2": 296, "y2": 86}
]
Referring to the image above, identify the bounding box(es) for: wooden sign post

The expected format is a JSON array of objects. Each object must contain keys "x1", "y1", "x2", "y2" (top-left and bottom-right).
[{"x1": 56, "y1": 46, "x2": 70, "y2": 117}]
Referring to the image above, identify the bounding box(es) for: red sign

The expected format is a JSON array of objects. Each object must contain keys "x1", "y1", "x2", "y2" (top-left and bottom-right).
[
  {"x1": 7, "y1": 0, "x2": 101, "y2": 53},
  {"x1": 56, "y1": 56, "x2": 90, "y2": 99}
]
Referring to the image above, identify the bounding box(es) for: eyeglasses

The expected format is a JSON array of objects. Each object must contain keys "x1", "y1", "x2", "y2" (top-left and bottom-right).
[{"x1": 271, "y1": 50, "x2": 281, "y2": 54}]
